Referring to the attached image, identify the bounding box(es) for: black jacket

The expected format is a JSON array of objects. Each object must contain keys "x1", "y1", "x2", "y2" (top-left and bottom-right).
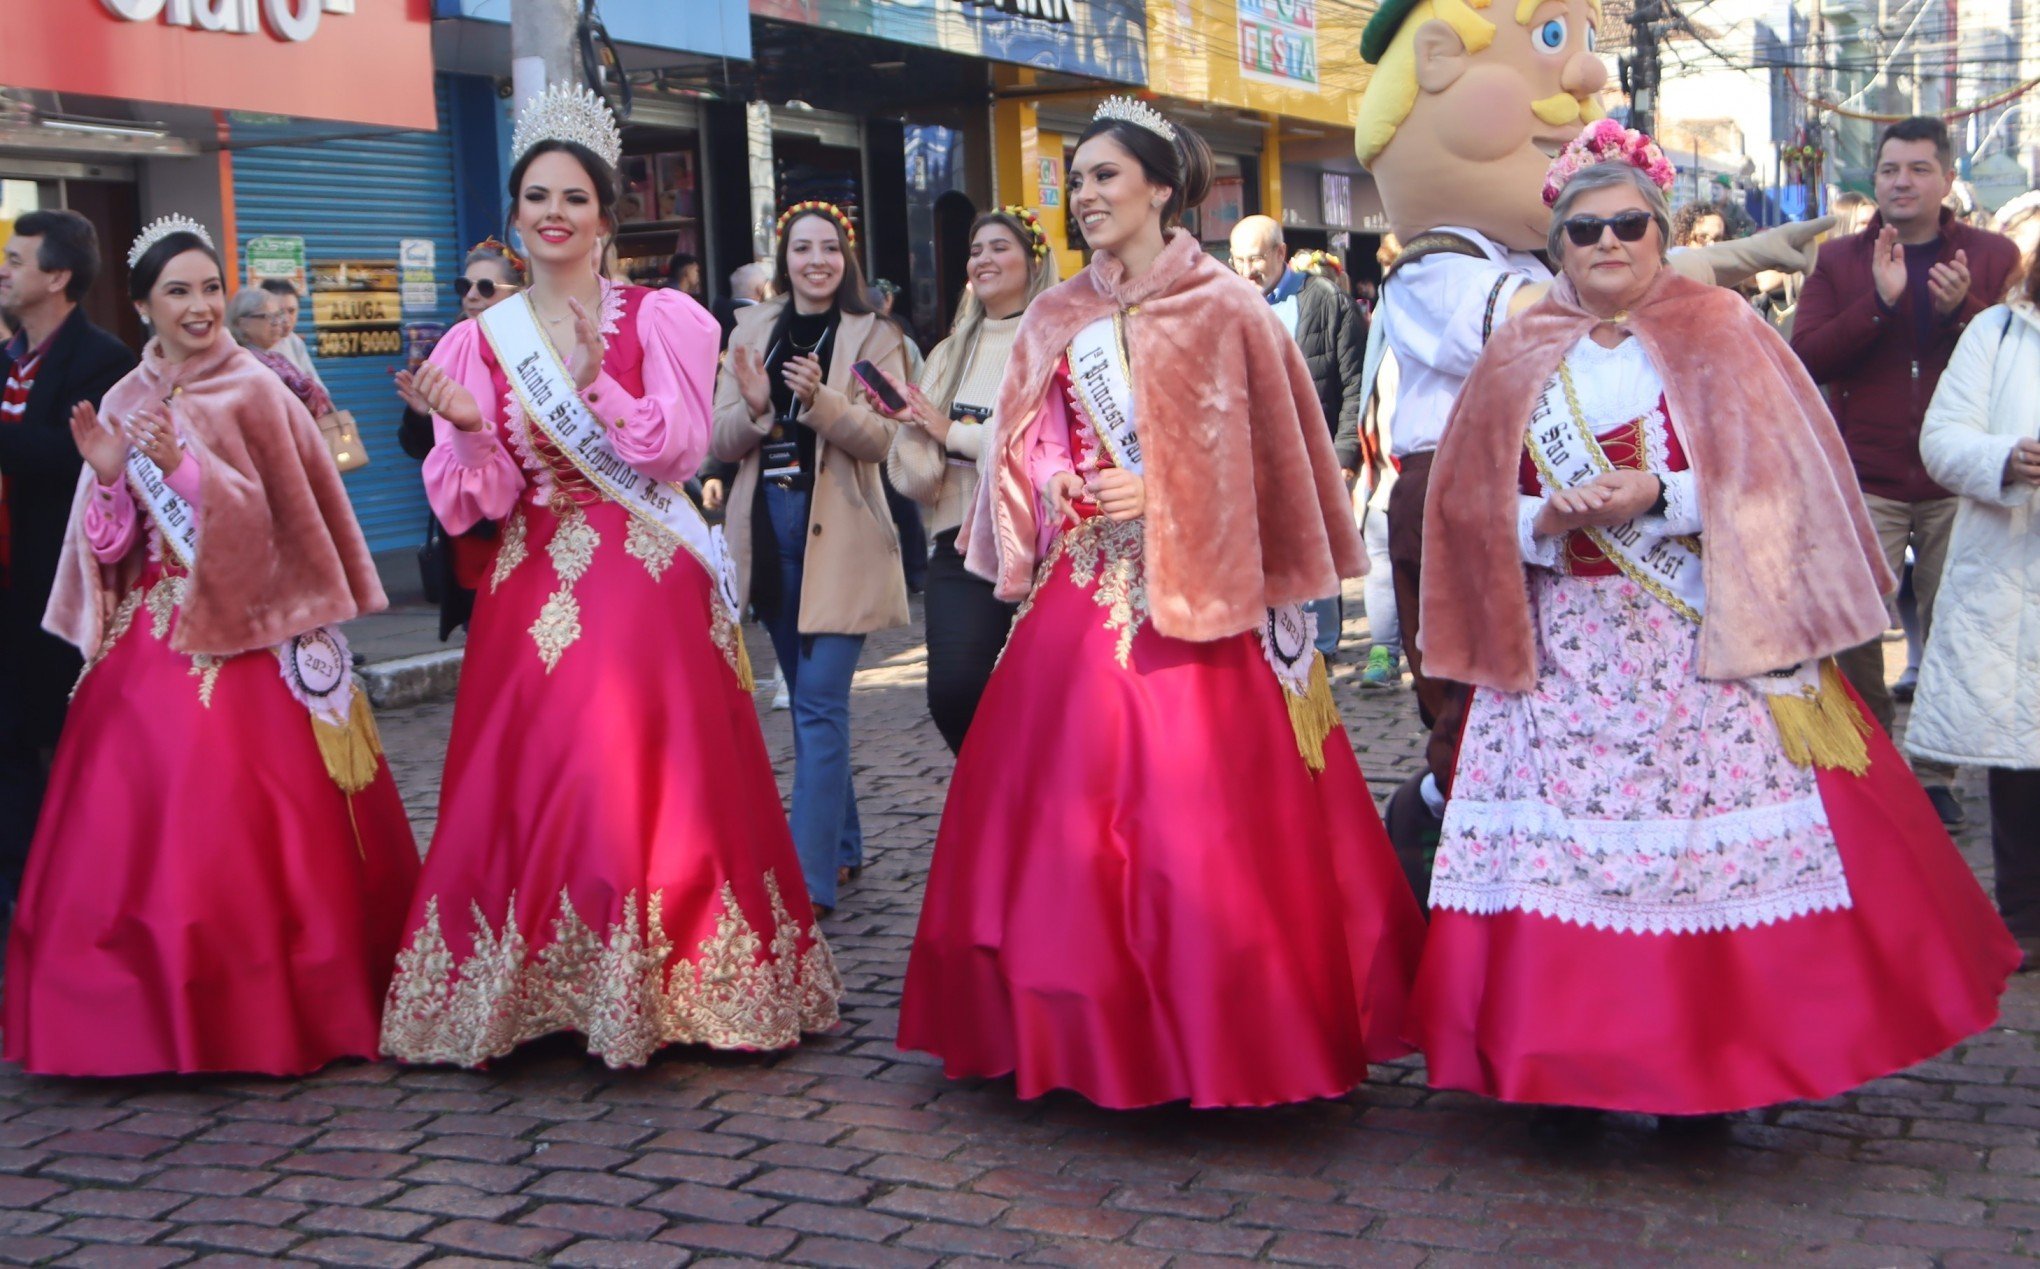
[
  {"x1": 0, "y1": 306, "x2": 135, "y2": 743},
  {"x1": 1285, "y1": 274, "x2": 1367, "y2": 472}
]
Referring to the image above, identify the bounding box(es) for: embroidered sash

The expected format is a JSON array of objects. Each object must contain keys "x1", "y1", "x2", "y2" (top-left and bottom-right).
[
  {"x1": 478, "y1": 293, "x2": 750, "y2": 685},
  {"x1": 1063, "y1": 315, "x2": 1338, "y2": 771},
  {"x1": 1524, "y1": 364, "x2": 1705, "y2": 624}
]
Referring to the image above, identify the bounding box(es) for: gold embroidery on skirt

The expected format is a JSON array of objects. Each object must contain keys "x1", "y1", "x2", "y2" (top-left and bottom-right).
[
  {"x1": 491, "y1": 510, "x2": 529, "y2": 592},
  {"x1": 379, "y1": 870, "x2": 842, "y2": 1068},
  {"x1": 528, "y1": 501, "x2": 600, "y2": 673},
  {"x1": 188, "y1": 653, "x2": 222, "y2": 708},
  {"x1": 624, "y1": 517, "x2": 680, "y2": 581},
  {"x1": 73, "y1": 588, "x2": 144, "y2": 694},
  {"x1": 1060, "y1": 516, "x2": 1150, "y2": 668},
  {"x1": 146, "y1": 574, "x2": 185, "y2": 640}
]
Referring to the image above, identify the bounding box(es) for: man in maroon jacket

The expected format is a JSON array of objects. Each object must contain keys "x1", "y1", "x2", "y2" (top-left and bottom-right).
[{"x1": 1792, "y1": 116, "x2": 2021, "y2": 827}]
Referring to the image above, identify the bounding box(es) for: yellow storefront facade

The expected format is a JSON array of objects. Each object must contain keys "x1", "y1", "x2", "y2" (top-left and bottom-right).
[{"x1": 992, "y1": 0, "x2": 1386, "y2": 276}]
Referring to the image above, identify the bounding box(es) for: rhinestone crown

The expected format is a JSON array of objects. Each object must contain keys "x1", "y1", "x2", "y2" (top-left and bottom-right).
[
  {"x1": 127, "y1": 215, "x2": 214, "y2": 268},
  {"x1": 511, "y1": 83, "x2": 623, "y2": 171},
  {"x1": 1092, "y1": 96, "x2": 1176, "y2": 143}
]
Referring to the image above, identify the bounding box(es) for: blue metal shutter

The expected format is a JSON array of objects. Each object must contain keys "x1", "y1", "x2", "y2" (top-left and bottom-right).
[{"x1": 232, "y1": 77, "x2": 462, "y2": 553}]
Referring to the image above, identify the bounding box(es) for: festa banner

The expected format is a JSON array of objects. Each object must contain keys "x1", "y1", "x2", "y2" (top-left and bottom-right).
[{"x1": 1237, "y1": 0, "x2": 1317, "y2": 88}]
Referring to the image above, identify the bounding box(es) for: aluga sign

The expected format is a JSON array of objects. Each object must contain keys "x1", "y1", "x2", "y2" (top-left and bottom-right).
[{"x1": 100, "y1": 0, "x2": 357, "y2": 41}]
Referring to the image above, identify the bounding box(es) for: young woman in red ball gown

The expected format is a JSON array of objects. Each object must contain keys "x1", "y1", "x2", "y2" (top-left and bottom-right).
[
  {"x1": 5, "y1": 219, "x2": 419, "y2": 1077},
  {"x1": 898, "y1": 100, "x2": 1425, "y2": 1109}
]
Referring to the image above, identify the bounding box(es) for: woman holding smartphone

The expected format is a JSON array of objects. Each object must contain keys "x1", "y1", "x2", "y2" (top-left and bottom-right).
[
  {"x1": 884, "y1": 208, "x2": 1058, "y2": 753},
  {"x1": 712, "y1": 202, "x2": 909, "y2": 916}
]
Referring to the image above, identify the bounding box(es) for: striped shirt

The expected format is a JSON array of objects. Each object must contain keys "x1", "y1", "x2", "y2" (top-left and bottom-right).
[{"x1": 0, "y1": 332, "x2": 50, "y2": 578}]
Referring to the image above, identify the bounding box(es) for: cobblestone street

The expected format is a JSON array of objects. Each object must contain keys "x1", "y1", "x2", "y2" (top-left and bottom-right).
[{"x1": 2, "y1": 593, "x2": 2035, "y2": 1267}]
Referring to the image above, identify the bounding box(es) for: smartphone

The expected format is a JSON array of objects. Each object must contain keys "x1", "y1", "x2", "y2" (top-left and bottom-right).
[{"x1": 851, "y1": 359, "x2": 908, "y2": 413}]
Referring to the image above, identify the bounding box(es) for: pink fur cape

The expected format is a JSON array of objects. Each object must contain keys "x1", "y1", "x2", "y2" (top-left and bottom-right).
[
  {"x1": 961, "y1": 229, "x2": 1364, "y2": 643},
  {"x1": 45, "y1": 335, "x2": 386, "y2": 658},
  {"x1": 1420, "y1": 268, "x2": 1893, "y2": 693}
]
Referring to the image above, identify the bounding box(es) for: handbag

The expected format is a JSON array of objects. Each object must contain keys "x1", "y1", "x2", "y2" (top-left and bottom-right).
[{"x1": 317, "y1": 409, "x2": 370, "y2": 473}]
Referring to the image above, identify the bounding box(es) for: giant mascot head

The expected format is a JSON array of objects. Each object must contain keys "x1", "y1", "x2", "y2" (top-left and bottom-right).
[{"x1": 1357, "y1": 0, "x2": 1610, "y2": 251}]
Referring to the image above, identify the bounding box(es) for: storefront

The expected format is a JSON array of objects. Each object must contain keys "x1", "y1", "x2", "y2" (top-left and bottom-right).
[
  {"x1": 721, "y1": 0, "x2": 1149, "y2": 337},
  {"x1": 1, "y1": 0, "x2": 441, "y2": 550}
]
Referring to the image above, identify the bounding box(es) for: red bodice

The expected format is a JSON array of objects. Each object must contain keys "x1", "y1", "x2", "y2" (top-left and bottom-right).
[{"x1": 1518, "y1": 394, "x2": 1688, "y2": 576}]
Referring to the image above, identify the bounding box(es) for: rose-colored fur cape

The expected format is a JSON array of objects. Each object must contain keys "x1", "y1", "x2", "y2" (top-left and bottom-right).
[
  {"x1": 45, "y1": 335, "x2": 386, "y2": 658},
  {"x1": 960, "y1": 229, "x2": 1364, "y2": 642},
  {"x1": 1420, "y1": 268, "x2": 1893, "y2": 693}
]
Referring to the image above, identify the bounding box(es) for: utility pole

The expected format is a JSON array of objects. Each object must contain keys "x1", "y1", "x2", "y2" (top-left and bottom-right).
[
  {"x1": 1627, "y1": 0, "x2": 1663, "y2": 138},
  {"x1": 511, "y1": 0, "x2": 580, "y2": 110}
]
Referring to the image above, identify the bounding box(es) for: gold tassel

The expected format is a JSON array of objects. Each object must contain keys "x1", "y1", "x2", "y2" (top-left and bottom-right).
[
  {"x1": 312, "y1": 686, "x2": 386, "y2": 796},
  {"x1": 1766, "y1": 660, "x2": 1872, "y2": 777},
  {"x1": 1285, "y1": 652, "x2": 1341, "y2": 776},
  {"x1": 731, "y1": 626, "x2": 756, "y2": 694}
]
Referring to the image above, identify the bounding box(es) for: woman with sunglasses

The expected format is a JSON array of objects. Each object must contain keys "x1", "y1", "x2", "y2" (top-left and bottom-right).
[
  {"x1": 397, "y1": 241, "x2": 526, "y2": 639},
  {"x1": 1408, "y1": 131, "x2": 2017, "y2": 1127}
]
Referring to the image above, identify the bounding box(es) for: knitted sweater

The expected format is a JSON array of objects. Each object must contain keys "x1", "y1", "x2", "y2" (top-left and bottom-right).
[{"x1": 885, "y1": 312, "x2": 1021, "y2": 539}]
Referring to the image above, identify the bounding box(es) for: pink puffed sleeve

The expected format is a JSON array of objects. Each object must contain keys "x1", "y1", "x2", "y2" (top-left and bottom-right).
[
  {"x1": 82, "y1": 479, "x2": 139, "y2": 562},
  {"x1": 421, "y1": 320, "x2": 526, "y2": 534},
  {"x1": 580, "y1": 288, "x2": 718, "y2": 482}
]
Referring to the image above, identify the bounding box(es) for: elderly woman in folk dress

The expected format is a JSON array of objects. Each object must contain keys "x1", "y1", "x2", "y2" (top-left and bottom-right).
[{"x1": 1408, "y1": 132, "x2": 2019, "y2": 1125}]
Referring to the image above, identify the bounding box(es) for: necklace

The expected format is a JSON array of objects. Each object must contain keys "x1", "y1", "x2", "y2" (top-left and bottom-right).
[{"x1": 787, "y1": 324, "x2": 828, "y2": 355}]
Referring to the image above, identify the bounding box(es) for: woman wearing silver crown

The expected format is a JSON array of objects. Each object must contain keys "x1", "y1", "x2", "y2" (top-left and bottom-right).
[
  {"x1": 897, "y1": 100, "x2": 1425, "y2": 1109},
  {"x1": 382, "y1": 85, "x2": 840, "y2": 1069},
  {"x1": 4, "y1": 218, "x2": 420, "y2": 1076}
]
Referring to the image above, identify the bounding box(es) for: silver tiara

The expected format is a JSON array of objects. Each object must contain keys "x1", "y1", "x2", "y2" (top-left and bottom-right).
[
  {"x1": 511, "y1": 83, "x2": 623, "y2": 171},
  {"x1": 127, "y1": 215, "x2": 214, "y2": 268},
  {"x1": 1093, "y1": 96, "x2": 1176, "y2": 143}
]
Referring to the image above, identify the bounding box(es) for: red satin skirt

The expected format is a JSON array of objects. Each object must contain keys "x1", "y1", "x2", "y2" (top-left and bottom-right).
[
  {"x1": 899, "y1": 519, "x2": 1426, "y2": 1109},
  {"x1": 3, "y1": 564, "x2": 420, "y2": 1077},
  {"x1": 1411, "y1": 696, "x2": 2020, "y2": 1115},
  {"x1": 380, "y1": 497, "x2": 839, "y2": 1070}
]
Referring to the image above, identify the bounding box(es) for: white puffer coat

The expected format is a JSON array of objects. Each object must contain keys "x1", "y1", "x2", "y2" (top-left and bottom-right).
[{"x1": 1907, "y1": 300, "x2": 2040, "y2": 769}]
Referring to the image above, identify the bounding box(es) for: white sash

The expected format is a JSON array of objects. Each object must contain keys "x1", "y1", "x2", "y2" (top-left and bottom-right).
[
  {"x1": 478, "y1": 293, "x2": 747, "y2": 648},
  {"x1": 1063, "y1": 314, "x2": 1317, "y2": 696},
  {"x1": 1524, "y1": 368, "x2": 1706, "y2": 625},
  {"x1": 1065, "y1": 315, "x2": 1143, "y2": 475},
  {"x1": 124, "y1": 442, "x2": 354, "y2": 725}
]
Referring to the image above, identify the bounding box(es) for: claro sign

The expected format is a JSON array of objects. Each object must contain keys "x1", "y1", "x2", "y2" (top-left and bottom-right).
[
  {"x1": 0, "y1": 0, "x2": 434, "y2": 130},
  {"x1": 100, "y1": 0, "x2": 358, "y2": 42}
]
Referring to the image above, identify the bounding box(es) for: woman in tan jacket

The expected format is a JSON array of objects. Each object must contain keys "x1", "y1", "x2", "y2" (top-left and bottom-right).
[
  {"x1": 712, "y1": 202, "x2": 909, "y2": 915},
  {"x1": 883, "y1": 207, "x2": 1057, "y2": 752}
]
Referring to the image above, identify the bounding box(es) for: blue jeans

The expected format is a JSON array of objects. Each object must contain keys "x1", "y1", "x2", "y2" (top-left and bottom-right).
[
  {"x1": 1307, "y1": 594, "x2": 1343, "y2": 658},
  {"x1": 762, "y1": 485, "x2": 865, "y2": 909}
]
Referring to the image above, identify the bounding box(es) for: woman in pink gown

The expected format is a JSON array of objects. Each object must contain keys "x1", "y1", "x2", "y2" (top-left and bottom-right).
[
  {"x1": 898, "y1": 102, "x2": 1425, "y2": 1109},
  {"x1": 4, "y1": 220, "x2": 419, "y2": 1077},
  {"x1": 381, "y1": 87, "x2": 839, "y2": 1069}
]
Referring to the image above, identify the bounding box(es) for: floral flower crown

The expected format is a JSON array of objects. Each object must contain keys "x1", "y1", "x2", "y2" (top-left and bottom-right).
[
  {"x1": 1291, "y1": 248, "x2": 1344, "y2": 278},
  {"x1": 473, "y1": 237, "x2": 527, "y2": 277},
  {"x1": 1541, "y1": 120, "x2": 1677, "y2": 207},
  {"x1": 776, "y1": 200, "x2": 858, "y2": 252},
  {"x1": 995, "y1": 205, "x2": 1050, "y2": 262}
]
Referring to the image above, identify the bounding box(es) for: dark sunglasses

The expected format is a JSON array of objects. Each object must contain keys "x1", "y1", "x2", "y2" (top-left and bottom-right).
[
  {"x1": 454, "y1": 277, "x2": 520, "y2": 300},
  {"x1": 1562, "y1": 210, "x2": 1655, "y2": 247}
]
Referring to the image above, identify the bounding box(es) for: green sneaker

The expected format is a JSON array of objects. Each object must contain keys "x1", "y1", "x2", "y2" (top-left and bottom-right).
[{"x1": 1360, "y1": 644, "x2": 1400, "y2": 689}]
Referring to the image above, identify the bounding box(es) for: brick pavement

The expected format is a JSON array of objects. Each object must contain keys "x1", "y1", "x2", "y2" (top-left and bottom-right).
[{"x1": 3, "y1": 591, "x2": 2035, "y2": 1266}]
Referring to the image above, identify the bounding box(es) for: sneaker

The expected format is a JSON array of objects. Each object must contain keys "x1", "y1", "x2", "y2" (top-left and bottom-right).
[
  {"x1": 1360, "y1": 645, "x2": 1401, "y2": 689},
  {"x1": 1924, "y1": 784, "x2": 1966, "y2": 827},
  {"x1": 1892, "y1": 667, "x2": 1918, "y2": 703},
  {"x1": 770, "y1": 669, "x2": 790, "y2": 711}
]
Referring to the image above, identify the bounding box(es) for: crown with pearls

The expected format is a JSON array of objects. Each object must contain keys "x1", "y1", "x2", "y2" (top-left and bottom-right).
[
  {"x1": 127, "y1": 215, "x2": 214, "y2": 268},
  {"x1": 511, "y1": 83, "x2": 623, "y2": 171},
  {"x1": 1092, "y1": 96, "x2": 1176, "y2": 144}
]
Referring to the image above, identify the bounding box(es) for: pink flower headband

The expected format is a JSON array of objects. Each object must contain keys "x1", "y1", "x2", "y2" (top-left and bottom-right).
[{"x1": 1542, "y1": 120, "x2": 1677, "y2": 207}]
